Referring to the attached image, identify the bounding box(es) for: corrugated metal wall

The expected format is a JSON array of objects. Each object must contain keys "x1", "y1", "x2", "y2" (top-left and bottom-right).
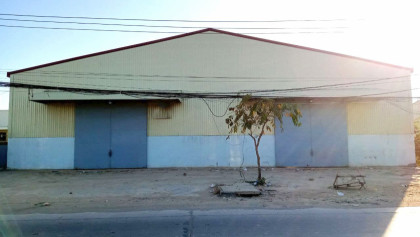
[
  {"x1": 347, "y1": 100, "x2": 413, "y2": 135},
  {"x1": 0, "y1": 110, "x2": 8, "y2": 129},
  {"x1": 148, "y1": 98, "x2": 256, "y2": 136},
  {"x1": 8, "y1": 31, "x2": 413, "y2": 138},
  {"x1": 11, "y1": 31, "x2": 411, "y2": 99},
  {"x1": 9, "y1": 88, "x2": 75, "y2": 138},
  {"x1": 9, "y1": 93, "x2": 273, "y2": 138},
  {"x1": 10, "y1": 89, "x2": 414, "y2": 138}
]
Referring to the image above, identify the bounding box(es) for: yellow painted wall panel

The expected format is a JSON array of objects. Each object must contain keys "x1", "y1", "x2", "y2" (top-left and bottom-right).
[
  {"x1": 9, "y1": 88, "x2": 75, "y2": 138},
  {"x1": 148, "y1": 98, "x2": 275, "y2": 136},
  {"x1": 347, "y1": 100, "x2": 413, "y2": 135},
  {"x1": 149, "y1": 98, "x2": 232, "y2": 136}
]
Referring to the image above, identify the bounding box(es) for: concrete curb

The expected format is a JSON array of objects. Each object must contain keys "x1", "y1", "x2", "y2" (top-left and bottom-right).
[{"x1": 2, "y1": 207, "x2": 420, "y2": 221}]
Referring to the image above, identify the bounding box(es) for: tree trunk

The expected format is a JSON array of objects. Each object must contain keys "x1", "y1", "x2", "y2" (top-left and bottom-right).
[{"x1": 255, "y1": 144, "x2": 262, "y2": 181}]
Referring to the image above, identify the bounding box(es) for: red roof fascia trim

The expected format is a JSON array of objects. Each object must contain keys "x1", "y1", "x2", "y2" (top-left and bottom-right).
[{"x1": 7, "y1": 28, "x2": 413, "y2": 77}]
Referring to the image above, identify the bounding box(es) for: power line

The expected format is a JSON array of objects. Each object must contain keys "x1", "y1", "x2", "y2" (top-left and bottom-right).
[
  {"x1": 0, "y1": 17, "x2": 350, "y2": 30},
  {"x1": 0, "y1": 24, "x2": 186, "y2": 34},
  {"x1": 356, "y1": 88, "x2": 420, "y2": 97},
  {"x1": 7, "y1": 75, "x2": 410, "y2": 95},
  {"x1": 201, "y1": 98, "x2": 236, "y2": 117},
  {"x1": 0, "y1": 13, "x2": 360, "y2": 23},
  {"x1": 0, "y1": 24, "x2": 345, "y2": 34},
  {"x1": 13, "y1": 70, "x2": 410, "y2": 82},
  {"x1": 14, "y1": 70, "x2": 391, "y2": 79},
  {"x1": 2, "y1": 81, "x2": 418, "y2": 99},
  {"x1": 2, "y1": 82, "x2": 244, "y2": 99},
  {"x1": 20, "y1": 75, "x2": 406, "y2": 85},
  {"x1": 241, "y1": 76, "x2": 411, "y2": 94},
  {"x1": 386, "y1": 100, "x2": 420, "y2": 115}
]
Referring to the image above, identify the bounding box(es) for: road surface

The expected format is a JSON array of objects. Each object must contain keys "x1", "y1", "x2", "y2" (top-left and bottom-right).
[{"x1": 1, "y1": 208, "x2": 420, "y2": 236}]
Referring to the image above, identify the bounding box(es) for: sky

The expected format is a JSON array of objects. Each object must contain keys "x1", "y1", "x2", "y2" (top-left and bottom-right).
[{"x1": 0, "y1": 0, "x2": 419, "y2": 109}]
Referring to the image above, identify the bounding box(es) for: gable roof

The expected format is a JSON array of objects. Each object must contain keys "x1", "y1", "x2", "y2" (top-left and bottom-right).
[{"x1": 7, "y1": 28, "x2": 413, "y2": 77}]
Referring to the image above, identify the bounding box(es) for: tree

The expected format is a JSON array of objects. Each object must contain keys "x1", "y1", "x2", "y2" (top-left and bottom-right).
[
  {"x1": 414, "y1": 118, "x2": 420, "y2": 166},
  {"x1": 225, "y1": 95, "x2": 302, "y2": 184}
]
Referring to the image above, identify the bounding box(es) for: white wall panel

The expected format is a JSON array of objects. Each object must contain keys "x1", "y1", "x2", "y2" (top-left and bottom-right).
[{"x1": 348, "y1": 135, "x2": 415, "y2": 166}]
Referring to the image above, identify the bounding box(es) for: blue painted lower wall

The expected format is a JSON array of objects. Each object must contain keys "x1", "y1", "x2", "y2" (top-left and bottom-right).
[
  {"x1": 7, "y1": 138, "x2": 75, "y2": 169},
  {"x1": 147, "y1": 135, "x2": 275, "y2": 168},
  {"x1": 7, "y1": 134, "x2": 415, "y2": 169}
]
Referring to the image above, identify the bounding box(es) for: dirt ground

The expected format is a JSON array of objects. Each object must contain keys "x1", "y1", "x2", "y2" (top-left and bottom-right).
[{"x1": 0, "y1": 167, "x2": 419, "y2": 215}]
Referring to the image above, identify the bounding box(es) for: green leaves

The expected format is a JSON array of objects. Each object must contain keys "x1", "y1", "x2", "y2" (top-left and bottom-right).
[
  {"x1": 224, "y1": 95, "x2": 302, "y2": 180},
  {"x1": 225, "y1": 95, "x2": 302, "y2": 136}
]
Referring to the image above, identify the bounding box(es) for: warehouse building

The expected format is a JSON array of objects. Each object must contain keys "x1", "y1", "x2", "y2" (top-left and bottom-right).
[{"x1": 6, "y1": 28, "x2": 415, "y2": 169}]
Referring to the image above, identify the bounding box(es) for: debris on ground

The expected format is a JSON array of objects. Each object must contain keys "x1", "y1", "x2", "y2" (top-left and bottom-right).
[
  {"x1": 337, "y1": 191, "x2": 344, "y2": 196},
  {"x1": 212, "y1": 185, "x2": 221, "y2": 195},
  {"x1": 210, "y1": 183, "x2": 225, "y2": 194},
  {"x1": 219, "y1": 183, "x2": 261, "y2": 196},
  {"x1": 2, "y1": 167, "x2": 419, "y2": 215},
  {"x1": 34, "y1": 202, "x2": 51, "y2": 207},
  {"x1": 333, "y1": 174, "x2": 366, "y2": 190}
]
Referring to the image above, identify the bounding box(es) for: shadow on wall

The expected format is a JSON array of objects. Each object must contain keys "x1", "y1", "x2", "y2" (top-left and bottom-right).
[
  {"x1": 0, "y1": 129, "x2": 7, "y2": 169},
  {"x1": 414, "y1": 118, "x2": 420, "y2": 166},
  {"x1": 0, "y1": 145, "x2": 6, "y2": 169}
]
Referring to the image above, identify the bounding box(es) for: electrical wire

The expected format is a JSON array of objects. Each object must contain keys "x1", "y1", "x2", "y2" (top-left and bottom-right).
[
  {"x1": 356, "y1": 88, "x2": 420, "y2": 97},
  {"x1": 0, "y1": 24, "x2": 345, "y2": 34},
  {"x1": 7, "y1": 76, "x2": 410, "y2": 97},
  {"x1": 201, "y1": 98, "x2": 236, "y2": 117},
  {"x1": 0, "y1": 13, "x2": 360, "y2": 23},
  {"x1": 12, "y1": 74, "x2": 408, "y2": 86},
  {"x1": 15, "y1": 70, "x2": 410, "y2": 82},
  {"x1": 0, "y1": 82, "x2": 243, "y2": 98},
  {"x1": 240, "y1": 76, "x2": 410, "y2": 94},
  {"x1": 0, "y1": 24, "x2": 187, "y2": 33},
  {"x1": 3, "y1": 81, "x2": 420, "y2": 100},
  {"x1": 386, "y1": 100, "x2": 420, "y2": 115},
  {"x1": 4, "y1": 74, "x2": 413, "y2": 101},
  {"x1": 0, "y1": 17, "x2": 350, "y2": 30}
]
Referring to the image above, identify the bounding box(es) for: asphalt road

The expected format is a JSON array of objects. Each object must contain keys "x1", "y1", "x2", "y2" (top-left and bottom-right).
[{"x1": 1, "y1": 208, "x2": 420, "y2": 237}]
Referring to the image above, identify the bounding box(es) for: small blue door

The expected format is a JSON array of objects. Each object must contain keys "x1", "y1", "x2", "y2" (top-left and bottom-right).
[
  {"x1": 310, "y1": 104, "x2": 348, "y2": 166},
  {"x1": 275, "y1": 104, "x2": 312, "y2": 166},
  {"x1": 111, "y1": 104, "x2": 147, "y2": 168},
  {"x1": 275, "y1": 103, "x2": 348, "y2": 167},
  {"x1": 75, "y1": 102, "x2": 147, "y2": 169},
  {"x1": 75, "y1": 103, "x2": 111, "y2": 169}
]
